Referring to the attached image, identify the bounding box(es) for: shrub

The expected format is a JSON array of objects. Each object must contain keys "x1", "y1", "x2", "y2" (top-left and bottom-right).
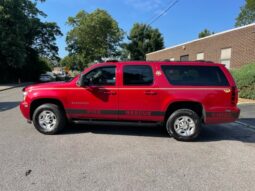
[{"x1": 231, "y1": 63, "x2": 255, "y2": 100}]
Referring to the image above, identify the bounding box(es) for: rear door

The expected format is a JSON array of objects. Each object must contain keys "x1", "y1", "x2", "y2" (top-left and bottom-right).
[
  {"x1": 160, "y1": 64, "x2": 233, "y2": 123},
  {"x1": 118, "y1": 63, "x2": 162, "y2": 121}
]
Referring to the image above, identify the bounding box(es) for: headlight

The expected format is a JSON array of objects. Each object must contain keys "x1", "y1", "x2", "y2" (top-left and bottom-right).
[{"x1": 23, "y1": 91, "x2": 28, "y2": 101}]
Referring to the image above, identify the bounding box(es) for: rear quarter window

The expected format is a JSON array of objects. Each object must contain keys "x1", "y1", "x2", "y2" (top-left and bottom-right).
[{"x1": 161, "y1": 65, "x2": 229, "y2": 86}]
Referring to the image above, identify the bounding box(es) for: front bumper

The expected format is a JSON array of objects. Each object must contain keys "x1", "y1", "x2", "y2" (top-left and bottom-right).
[{"x1": 20, "y1": 101, "x2": 30, "y2": 120}]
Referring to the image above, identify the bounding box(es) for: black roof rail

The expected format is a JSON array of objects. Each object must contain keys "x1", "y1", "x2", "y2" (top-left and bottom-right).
[
  {"x1": 102, "y1": 60, "x2": 215, "y2": 63},
  {"x1": 196, "y1": 60, "x2": 214, "y2": 63},
  {"x1": 106, "y1": 60, "x2": 119, "y2": 63},
  {"x1": 159, "y1": 60, "x2": 214, "y2": 63}
]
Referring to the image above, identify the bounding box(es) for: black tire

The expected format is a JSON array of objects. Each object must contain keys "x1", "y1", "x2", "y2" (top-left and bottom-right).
[
  {"x1": 32, "y1": 103, "x2": 66, "y2": 135},
  {"x1": 166, "y1": 109, "x2": 200, "y2": 141}
]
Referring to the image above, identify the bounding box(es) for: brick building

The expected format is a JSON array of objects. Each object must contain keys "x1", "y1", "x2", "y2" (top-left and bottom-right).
[{"x1": 146, "y1": 23, "x2": 255, "y2": 69}]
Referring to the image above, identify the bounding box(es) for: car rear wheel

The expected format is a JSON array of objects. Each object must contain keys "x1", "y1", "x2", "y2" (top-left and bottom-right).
[
  {"x1": 32, "y1": 104, "x2": 66, "y2": 135},
  {"x1": 166, "y1": 109, "x2": 200, "y2": 141}
]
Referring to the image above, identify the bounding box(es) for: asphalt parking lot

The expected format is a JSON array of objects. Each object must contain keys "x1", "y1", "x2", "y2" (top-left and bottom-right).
[{"x1": 1, "y1": 87, "x2": 255, "y2": 191}]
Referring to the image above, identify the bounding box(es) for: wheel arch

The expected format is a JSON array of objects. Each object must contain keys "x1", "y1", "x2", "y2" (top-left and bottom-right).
[
  {"x1": 164, "y1": 101, "x2": 205, "y2": 122},
  {"x1": 30, "y1": 98, "x2": 66, "y2": 120}
]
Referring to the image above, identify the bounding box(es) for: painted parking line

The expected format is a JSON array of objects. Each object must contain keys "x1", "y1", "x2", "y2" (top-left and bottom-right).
[{"x1": 235, "y1": 121, "x2": 255, "y2": 132}]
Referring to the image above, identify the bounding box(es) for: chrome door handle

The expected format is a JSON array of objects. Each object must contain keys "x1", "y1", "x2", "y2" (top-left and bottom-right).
[
  {"x1": 144, "y1": 91, "x2": 157, "y2": 95},
  {"x1": 102, "y1": 91, "x2": 116, "y2": 95}
]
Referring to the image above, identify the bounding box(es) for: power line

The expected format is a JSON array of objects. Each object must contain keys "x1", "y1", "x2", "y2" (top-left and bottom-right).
[
  {"x1": 147, "y1": 0, "x2": 179, "y2": 26},
  {"x1": 141, "y1": 0, "x2": 179, "y2": 54},
  {"x1": 145, "y1": 0, "x2": 176, "y2": 24}
]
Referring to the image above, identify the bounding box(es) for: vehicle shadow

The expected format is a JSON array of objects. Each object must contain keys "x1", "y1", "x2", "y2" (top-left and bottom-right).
[
  {"x1": 0, "y1": 102, "x2": 20, "y2": 112},
  {"x1": 197, "y1": 123, "x2": 255, "y2": 143},
  {"x1": 63, "y1": 124, "x2": 169, "y2": 138},
  {"x1": 62, "y1": 123, "x2": 255, "y2": 143}
]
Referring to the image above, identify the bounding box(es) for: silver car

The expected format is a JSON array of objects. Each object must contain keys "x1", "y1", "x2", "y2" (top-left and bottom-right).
[{"x1": 39, "y1": 74, "x2": 56, "y2": 82}]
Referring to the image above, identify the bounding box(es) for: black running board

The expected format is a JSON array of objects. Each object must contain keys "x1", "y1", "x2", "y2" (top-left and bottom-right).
[{"x1": 72, "y1": 119, "x2": 162, "y2": 127}]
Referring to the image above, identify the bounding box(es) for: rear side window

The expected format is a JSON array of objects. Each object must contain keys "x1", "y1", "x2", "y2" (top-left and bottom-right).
[
  {"x1": 161, "y1": 65, "x2": 229, "y2": 86},
  {"x1": 123, "y1": 65, "x2": 153, "y2": 85}
]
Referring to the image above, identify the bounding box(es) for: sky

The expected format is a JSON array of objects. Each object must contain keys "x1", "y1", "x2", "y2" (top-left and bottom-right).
[{"x1": 37, "y1": 0, "x2": 245, "y2": 58}]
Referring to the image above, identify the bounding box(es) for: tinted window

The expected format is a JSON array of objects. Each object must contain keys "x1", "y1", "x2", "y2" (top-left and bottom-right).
[
  {"x1": 123, "y1": 65, "x2": 153, "y2": 85},
  {"x1": 84, "y1": 66, "x2": 116, "y2": 86},
  {"x1": 161, "y1": 65, "x2": 229, "y2": 86}
]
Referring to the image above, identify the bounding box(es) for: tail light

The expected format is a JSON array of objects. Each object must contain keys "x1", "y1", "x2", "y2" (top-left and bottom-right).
[{"x1": 231, "y1": 86, "x2": 238, "y2": 106}]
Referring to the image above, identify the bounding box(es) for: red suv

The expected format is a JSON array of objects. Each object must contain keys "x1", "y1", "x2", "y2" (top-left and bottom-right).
[{"x1": 20, "y1": 61, "x2": 240, "y2": 141}]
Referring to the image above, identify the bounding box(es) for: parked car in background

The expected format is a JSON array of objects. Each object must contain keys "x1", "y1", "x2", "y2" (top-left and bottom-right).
[
  {"x1": 39, "y1": 72, "x2": 56, "y2": 82},
  {"x1": 55, "y1": 72, "x2": 67, "y2": 81}
]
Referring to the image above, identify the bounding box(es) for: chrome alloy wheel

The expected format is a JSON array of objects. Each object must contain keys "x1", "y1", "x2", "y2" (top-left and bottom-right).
[
  {"x1": 173, "y1": 116, "x2": 196, "y2": 137},
  {"x1": 38, "y1": 110, "x2": 57, "y2": 131}
]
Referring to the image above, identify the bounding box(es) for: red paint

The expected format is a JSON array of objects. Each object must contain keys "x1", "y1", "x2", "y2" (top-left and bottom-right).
[{"x1": 20, "y1": 61, "x2": 240, "y2": 124}]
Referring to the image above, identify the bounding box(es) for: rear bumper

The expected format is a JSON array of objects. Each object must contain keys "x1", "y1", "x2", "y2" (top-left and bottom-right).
[
  {"x1": 204, "y1": 107, "x2": 240, "y2": 124},
  {"x1": 20, "y1": 101, "x2": 30, "y2": 120}
]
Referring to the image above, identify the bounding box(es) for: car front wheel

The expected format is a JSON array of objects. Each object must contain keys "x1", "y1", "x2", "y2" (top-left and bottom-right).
[
  {"x1": 32, "y1": 104, "x2": 66, "y2": 135},
  {"x1": 166, "y1": 109, "x2": 200, "y2": 141}
]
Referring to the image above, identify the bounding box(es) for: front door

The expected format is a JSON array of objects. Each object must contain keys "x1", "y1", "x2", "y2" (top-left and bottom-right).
[{"x1": 68, "y1": 65, "x2": 118, "y2": 120}]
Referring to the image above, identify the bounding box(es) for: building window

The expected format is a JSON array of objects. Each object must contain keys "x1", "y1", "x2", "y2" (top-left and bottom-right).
[
  {"x1": 170, "y1": 57, "x2": 175, "y2": 61},
  {"x1": 180, "y1": 55, "x2": 189, "y2": 61},
  {"x1": 196, "y1": 53, "x2": 204, "y2": 60},
  {"x1": 220, "y1": 48, "x2": 232, "y2": 69}
]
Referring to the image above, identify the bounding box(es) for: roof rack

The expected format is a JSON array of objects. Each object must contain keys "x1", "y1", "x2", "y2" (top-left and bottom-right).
[
  {"x1": 101, "y1": 60, "x2": 215, "y2": 63},
  {"x1": 160, "y1": 60, "x2": 214, "y2": 63}
]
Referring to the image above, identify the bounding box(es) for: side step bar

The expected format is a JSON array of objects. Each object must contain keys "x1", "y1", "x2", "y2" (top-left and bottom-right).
[{"x1": 72, "y1": 119, "x2": 162, "y2": 127}]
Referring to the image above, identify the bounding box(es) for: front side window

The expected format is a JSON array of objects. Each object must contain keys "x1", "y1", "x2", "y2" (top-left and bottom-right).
[
  {"x1": 83, "y1": 66, "x2": 116, "y2": 86},
  {"x1": 123, "y1": 65, "x2": 153, "y2": 85},
  {"x1": 161, "y1": 65, "x2": 229, "y2": 86}
]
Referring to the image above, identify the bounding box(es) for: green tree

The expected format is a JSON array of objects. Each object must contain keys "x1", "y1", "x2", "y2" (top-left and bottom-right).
[
  {"x1": 0, "y1": 0, "x2": 62, "y2": 82},
  {"x1": 60, "y1": 55, "x2": 78, "y2": 70},
  {"x1": 20, "y1": 55, "x2": 52, "y2": 82},
  {"x1": 66, "y1": 9, "x2": 124, "y2": 69},
  {"x1": 198, "y1": 29, "x2": 215, "y2": 38},
  {"x1": 124, "y1": 23, "x2": 164, "y2": 60},
  {"x1": 235, "y1": 0, "x2": 255, "y2": 27}
]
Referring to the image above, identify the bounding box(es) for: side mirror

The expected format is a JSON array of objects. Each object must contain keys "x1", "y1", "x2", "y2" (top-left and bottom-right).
[
  {"x1": 77, "y1": 74, "x2": 91, "y2": 87},
  {"x1": 76, "y1": 74, "x2": 85, "y2": 87},
  {"x1": 83, "y1": 78, "x2": 90, "y2": 86}
]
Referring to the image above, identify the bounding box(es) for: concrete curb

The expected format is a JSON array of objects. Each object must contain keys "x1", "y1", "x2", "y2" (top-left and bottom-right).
[
  {"x1": 238, "y1": 99, "x2": 255, "y2": 105},
  {"x1": 235, "y1": 121, "x2": 255, "y2": 131},
  {"x1": 238, "y1": 103, "x2": 255, "y2": 105},
  {"x1": 0, "y1": 83, "x2": 33, "y2": 92}
]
